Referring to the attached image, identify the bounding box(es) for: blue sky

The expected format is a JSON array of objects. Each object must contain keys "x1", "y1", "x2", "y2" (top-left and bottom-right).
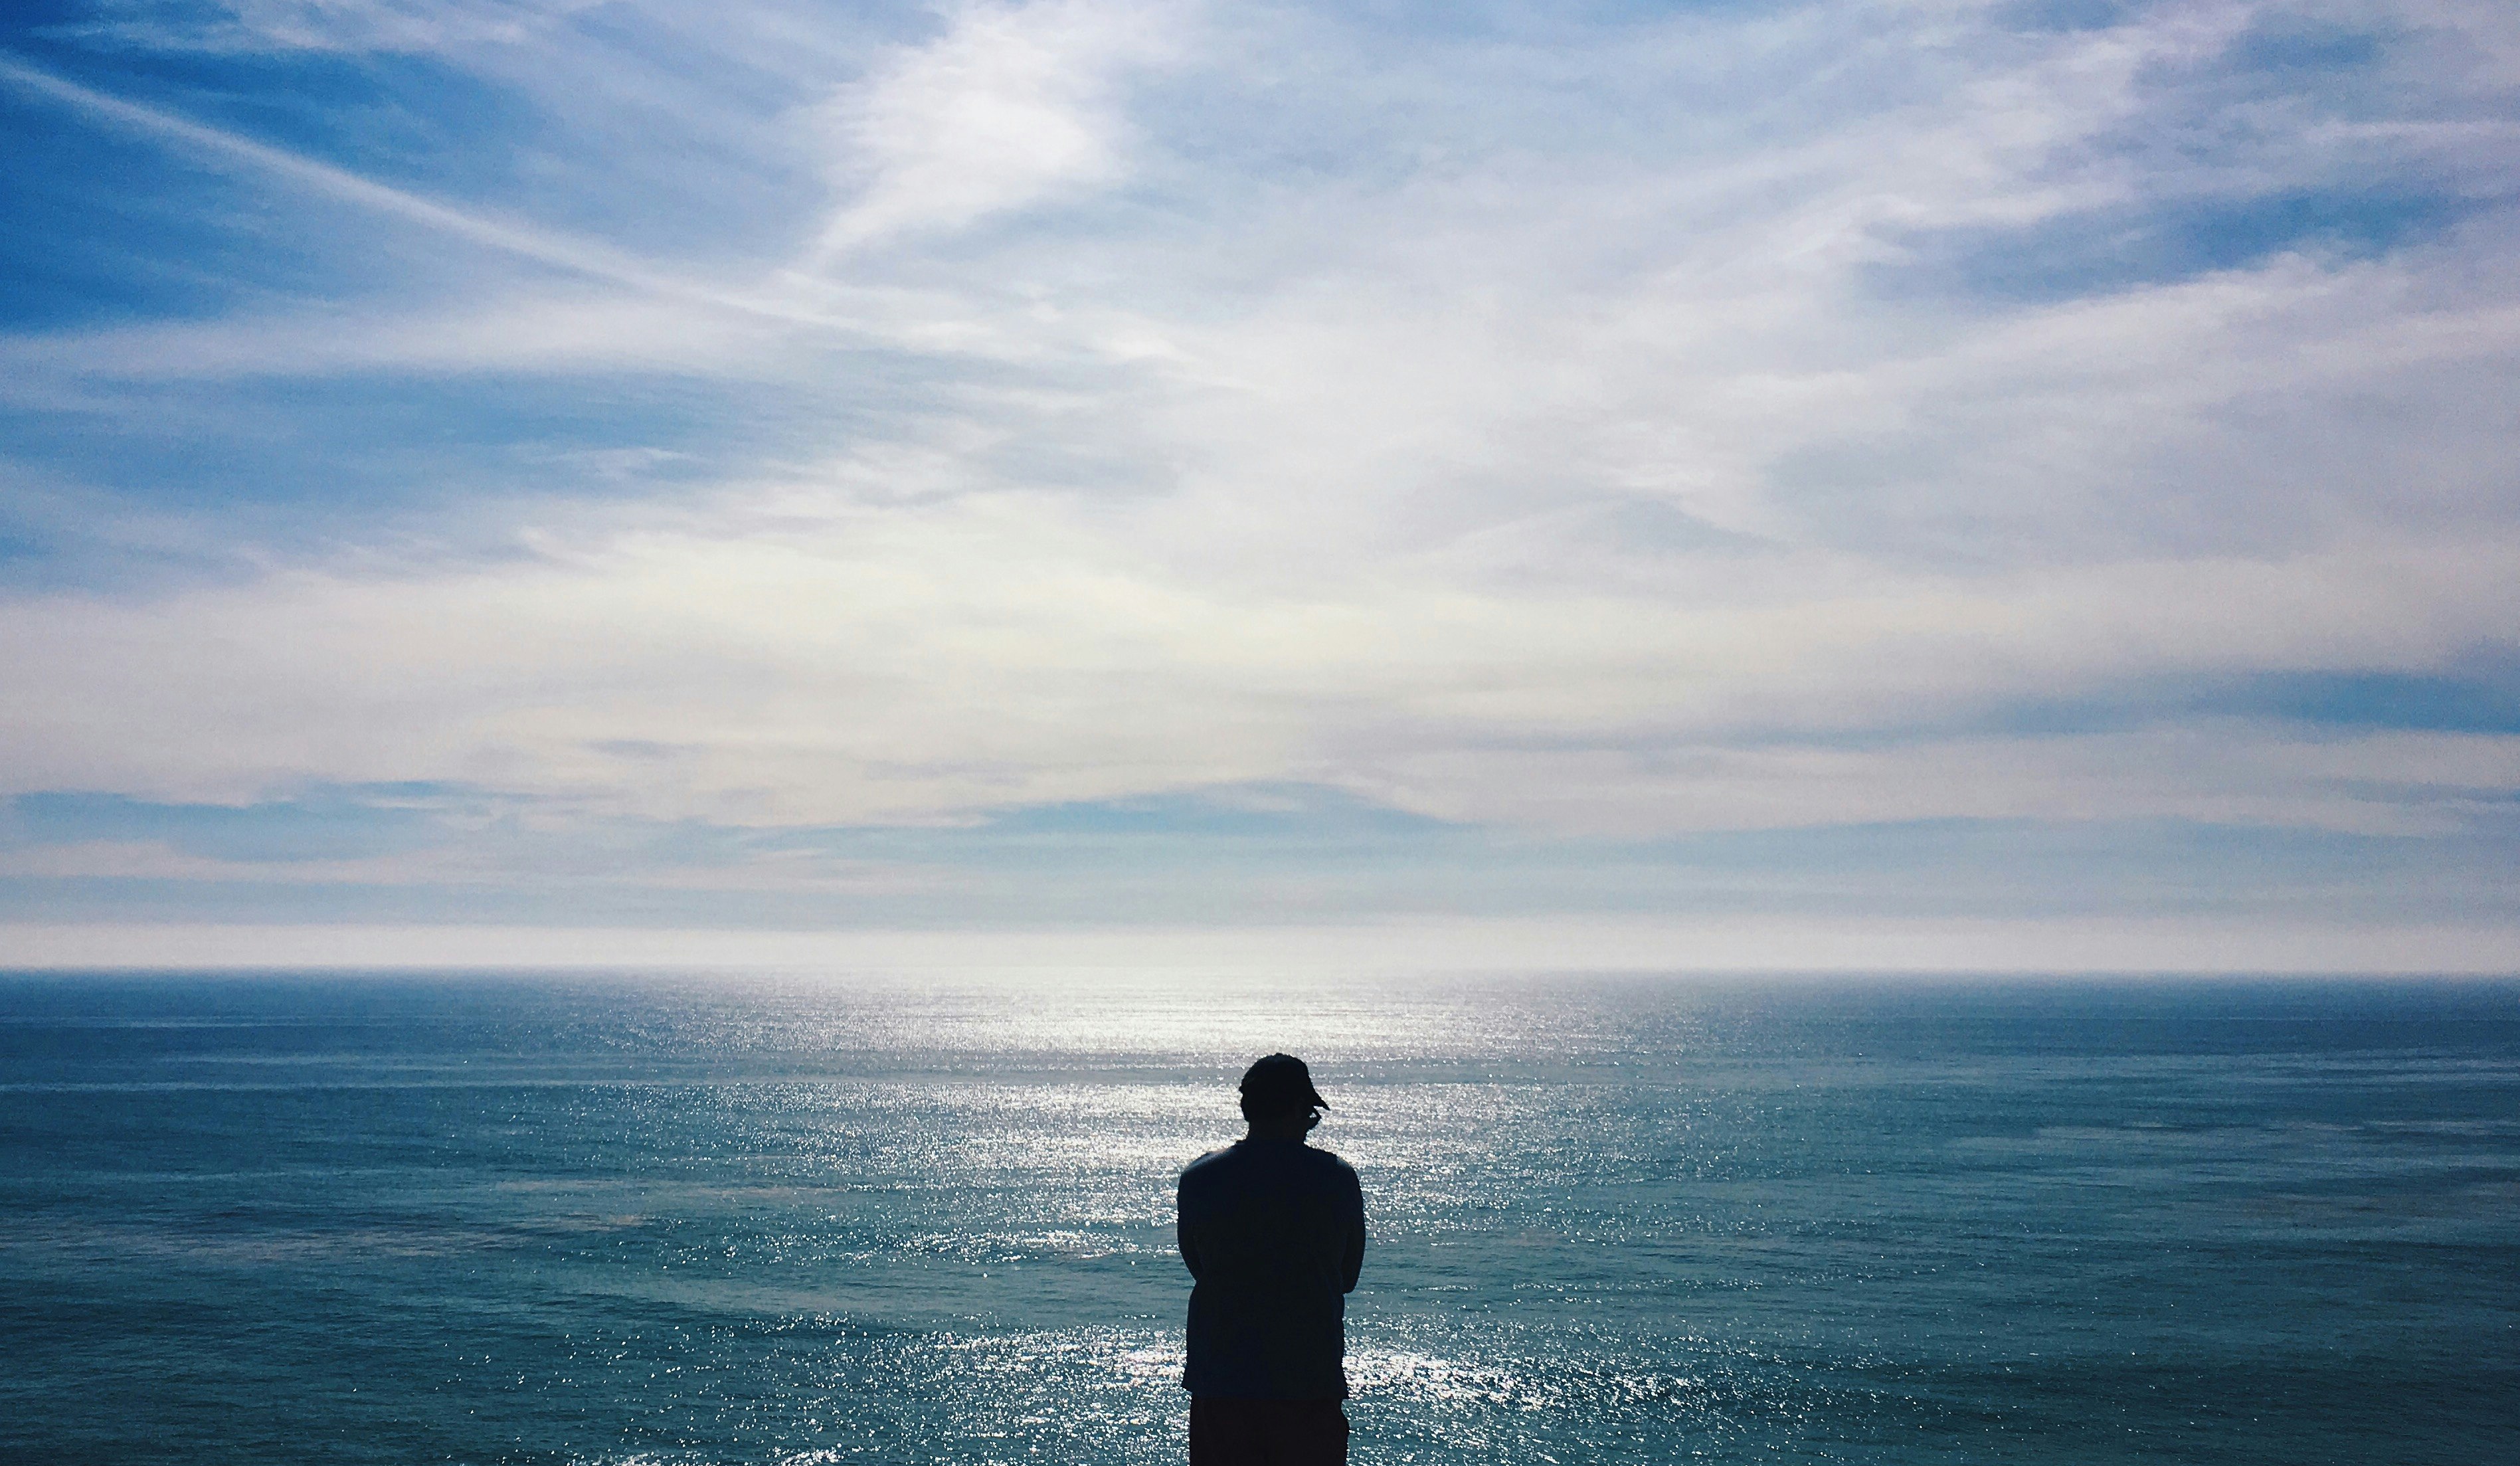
[{"x1": 1, "y1": 0, "x2": 2515, "y2": 969}]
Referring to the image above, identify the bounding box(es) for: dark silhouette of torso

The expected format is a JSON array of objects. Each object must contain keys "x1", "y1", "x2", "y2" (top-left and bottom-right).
[{"x1": 1177, "y1": 1138, "x2": 1366, "y2": 1400}]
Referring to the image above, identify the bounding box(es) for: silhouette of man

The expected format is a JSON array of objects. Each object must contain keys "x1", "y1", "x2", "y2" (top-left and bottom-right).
[{"x1": 1177, "y1": 1054, "x2": 1366, "y2": 1466}]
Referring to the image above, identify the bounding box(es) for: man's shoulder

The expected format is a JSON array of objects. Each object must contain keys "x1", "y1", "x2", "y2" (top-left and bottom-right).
[
  {"x1": 1309, "y1": 1148, "x2": 1362, "y2": 1206},
  {"x1": 1298, "y1": 1144, "x2": 1358, "y2": 1181},
  {"x1": 1179, "y1": 1141, "x2": 1356, "y2": 1185},
  {"x1": 1180, "y1": 1144, "x2": 1240, "y2": 1180}
]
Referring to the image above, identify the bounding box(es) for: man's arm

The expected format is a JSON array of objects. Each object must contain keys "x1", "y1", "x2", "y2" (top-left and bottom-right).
[
  {"x1": 1176, "y1": 1178, "x2": 1204, "y2": 1280},
  {"x1": 1339, "y1": 1168, "x2": 1364, "y2": 1294}
]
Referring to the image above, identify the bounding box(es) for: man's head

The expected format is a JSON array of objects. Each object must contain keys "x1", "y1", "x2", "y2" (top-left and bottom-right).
[{"x1": 1239, "y1": 1052, "x2": 1328, "y2": 1132}]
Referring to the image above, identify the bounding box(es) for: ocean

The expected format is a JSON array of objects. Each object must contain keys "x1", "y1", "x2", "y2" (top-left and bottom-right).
[{"x1": 1, "y1": 972, "x2": 2513, "y2": 1465}]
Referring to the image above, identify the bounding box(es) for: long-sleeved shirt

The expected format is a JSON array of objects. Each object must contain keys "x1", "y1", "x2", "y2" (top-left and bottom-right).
[{"x1": 1176, "y1": 1137, "x2": 1366, "y2": 1400}]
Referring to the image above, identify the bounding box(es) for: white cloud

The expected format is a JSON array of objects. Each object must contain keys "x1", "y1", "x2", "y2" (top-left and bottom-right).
[
  {"x1": 812, "y1": 0, "x2": 1182, "y2": 253},
  {"x1": 1, "y1": 475, "x2": 2511, "y2": 835}
]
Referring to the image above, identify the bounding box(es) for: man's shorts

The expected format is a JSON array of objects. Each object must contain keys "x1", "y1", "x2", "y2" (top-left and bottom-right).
[{"x1": 1188, "y1": 1397, "x2": 1350, "y2": 1466}]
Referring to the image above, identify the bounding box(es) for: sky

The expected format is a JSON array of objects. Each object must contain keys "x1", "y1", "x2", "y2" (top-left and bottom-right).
[{"x1": 1, "y1": 0, "x2": 2515, "y2": 971}]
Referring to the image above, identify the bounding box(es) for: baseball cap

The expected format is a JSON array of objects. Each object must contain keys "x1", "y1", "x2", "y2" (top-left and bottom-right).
[{"x1": 1239, "y1": 1053, "x2": 1328, "y2": 1111}]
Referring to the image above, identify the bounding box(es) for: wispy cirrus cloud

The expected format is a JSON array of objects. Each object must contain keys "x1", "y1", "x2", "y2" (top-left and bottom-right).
[{"x1": 56, "y1": 0, "x2": 601, "y2": 53}]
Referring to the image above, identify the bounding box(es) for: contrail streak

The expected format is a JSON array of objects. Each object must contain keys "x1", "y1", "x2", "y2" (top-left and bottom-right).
[{"x1": 0, "y1": 50, "x2": 834, "y2": 329}]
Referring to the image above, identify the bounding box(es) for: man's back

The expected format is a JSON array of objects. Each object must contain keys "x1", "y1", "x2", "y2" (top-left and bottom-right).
[{"x1": 1178, "y1": 1137, "x2": 1366, "y2": 1400}]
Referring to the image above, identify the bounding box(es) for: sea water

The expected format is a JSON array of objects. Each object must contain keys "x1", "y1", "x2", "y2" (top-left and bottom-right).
[{"x1": 1, "y1": 972, "x2": 2513, "y2": 1465}]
